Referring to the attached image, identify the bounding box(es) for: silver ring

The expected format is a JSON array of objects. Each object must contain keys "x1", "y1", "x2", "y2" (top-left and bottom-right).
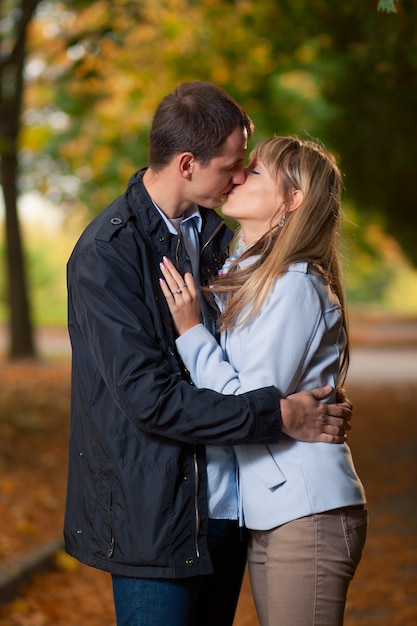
[
  {"x1": 178, "y1": 284, "x2": 187, "y2": 289},
  {"x1": 173, "y1": 288, "x2": 182, "y2": 295}
]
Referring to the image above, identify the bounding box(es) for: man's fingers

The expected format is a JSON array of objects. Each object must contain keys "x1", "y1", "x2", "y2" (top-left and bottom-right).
[
  {"x1": 316, "y1": 417, "x2": 350, "y2": 448},
  {"x1": 317, "y1": 432, "x2": 346, "y2": 444},
  {"x1": 320, "y1": 416, "x2": 349, "y2": 443},
  {"x1": 326, "y1": 416, "x2": 351, "y2": 431},
  {"x1": 307, "y1": 385, "x2": 333, "y2": 400},
  {"x1": 281, "y1": 388, "x2": 353, "y2": 444},
  {"x1": 326, "y1": 402, "x2": 352, "y2": 422},
  {"x1": 322, "y1": 420, "x2": 350, "y2": 435}
]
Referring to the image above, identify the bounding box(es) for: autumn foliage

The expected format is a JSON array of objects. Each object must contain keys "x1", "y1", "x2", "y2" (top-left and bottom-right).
[{"x1": 0, "y1": 355, "x2": 416, "y2": 625}]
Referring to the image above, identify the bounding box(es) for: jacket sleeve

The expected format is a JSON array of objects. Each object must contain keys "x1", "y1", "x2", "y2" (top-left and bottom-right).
[
  {"x1": 175, "y1": 269, "x2": 341, "y2": 398},
  {"x1": 67, "y1": 233, "x2": 282, "y2": 446}
]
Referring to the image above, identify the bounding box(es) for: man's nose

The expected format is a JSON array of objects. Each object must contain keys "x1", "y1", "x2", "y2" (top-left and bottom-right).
[{"x1": 232, "y1": 167, "x2": 247, "y2": 185}]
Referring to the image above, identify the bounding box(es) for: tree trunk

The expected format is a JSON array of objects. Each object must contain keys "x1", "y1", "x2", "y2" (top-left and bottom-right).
[
  {"x1": 0, "y1": 0, "x2": 40, "y2": 359},
  {"x1": 1, "y1": 152, "x2": 36, "y2": 359}
]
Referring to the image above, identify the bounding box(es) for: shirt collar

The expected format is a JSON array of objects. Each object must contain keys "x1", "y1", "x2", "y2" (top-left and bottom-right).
[{"x1": 151, "y1": 201, "x2": 202, "y2": 235}]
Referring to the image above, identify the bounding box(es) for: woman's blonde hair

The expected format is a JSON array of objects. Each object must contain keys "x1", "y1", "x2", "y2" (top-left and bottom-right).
[{"x1": 207, "y1": 135, "x2": 349, "y2": 384}]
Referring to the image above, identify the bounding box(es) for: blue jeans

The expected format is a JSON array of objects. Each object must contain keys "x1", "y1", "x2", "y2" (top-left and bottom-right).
[{"x1": 112, "y1": 519, "x2": 248, "y2": 626}]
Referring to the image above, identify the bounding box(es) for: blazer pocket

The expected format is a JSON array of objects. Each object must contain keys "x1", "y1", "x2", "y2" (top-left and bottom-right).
[{"x1": 238, "y1": 445, "x2": 286, "y2": 490}]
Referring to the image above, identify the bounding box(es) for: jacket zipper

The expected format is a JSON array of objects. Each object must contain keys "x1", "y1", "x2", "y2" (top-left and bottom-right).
[
  {"x1": 107, "y1": 486, "x2": 115, "y2": 557},
  {"x1": 200, "y1": 221, "x2": 225, "y2": 256},
  {"x1": 193, "y1": 447, "x2": 200, "y2": 558},
  {"x1": 175, "y1": 220, "x2": 225, "y2": 558},
  {"x1": 175, "y1": 237, "x2": 182, "y2": 266},
  {"x1": 175, "y1": 221, "x2": 226, "y2": 268},
  {"x1": 191, "y1": 221, "x2": 226, "y2": 559}
]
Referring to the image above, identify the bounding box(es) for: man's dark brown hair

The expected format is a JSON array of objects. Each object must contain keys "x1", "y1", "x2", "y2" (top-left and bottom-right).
[{"x1": 148, "y1": 81, "x2": 254, "y2": 170}]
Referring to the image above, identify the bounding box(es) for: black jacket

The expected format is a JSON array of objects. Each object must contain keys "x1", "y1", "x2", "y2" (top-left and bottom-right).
[{"x1": 64, "y1": 170, "x2": 282, "y2": 578}]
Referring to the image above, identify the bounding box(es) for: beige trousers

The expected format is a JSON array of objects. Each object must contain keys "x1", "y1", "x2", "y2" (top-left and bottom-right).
[{"x1": 248, "y1": 507, "x2": 368, "y2": 626}]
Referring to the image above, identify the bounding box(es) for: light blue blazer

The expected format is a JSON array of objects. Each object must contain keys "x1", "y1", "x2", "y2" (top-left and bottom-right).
[{"x1": 176, "y1": 261, "x2": 366, "y2": 530}]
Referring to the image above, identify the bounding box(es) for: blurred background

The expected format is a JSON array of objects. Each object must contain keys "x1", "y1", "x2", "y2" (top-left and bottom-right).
[
  {"x1": 1, "y1": 0, "x2": 417, "y2": 356},
  {"x1": 0, "y1": 1, "x2": 416, "y2": 625}
]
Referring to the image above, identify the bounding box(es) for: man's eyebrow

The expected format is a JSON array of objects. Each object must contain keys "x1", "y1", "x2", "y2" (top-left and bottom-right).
[{"x1": 226, "y1": 157, "x2": 245, "y2": 168}]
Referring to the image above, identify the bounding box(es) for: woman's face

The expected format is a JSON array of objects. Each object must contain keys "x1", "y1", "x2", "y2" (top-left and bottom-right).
[{"x1": 222, "y1": 158, "x2": 284, "y2": 244}]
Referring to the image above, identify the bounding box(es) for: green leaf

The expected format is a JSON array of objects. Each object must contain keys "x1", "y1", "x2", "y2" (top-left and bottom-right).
[{"x1": 377, "y1": 0, "x2": 398, "y2": 13}]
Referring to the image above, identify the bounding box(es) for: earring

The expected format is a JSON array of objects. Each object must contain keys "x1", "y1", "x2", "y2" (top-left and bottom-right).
[{"x1": 278, "y1": 213, "x2": 286, "y2": 228}]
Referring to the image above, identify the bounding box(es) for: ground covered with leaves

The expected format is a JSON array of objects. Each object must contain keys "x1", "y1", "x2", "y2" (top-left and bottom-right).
[{"x1": 0, "y1": 356, "x2": 416, "y2": 625}]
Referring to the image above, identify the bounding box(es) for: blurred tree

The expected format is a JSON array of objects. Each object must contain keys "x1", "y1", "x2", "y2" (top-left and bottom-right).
[
  {"x1": 24, "y1": 0, "x2": 284, "y2": 216},
  {"x1": 304, "y1": 0, "x2": 417, "y2": 264},
  {"x1": 0, "y1": 0, "x2": 94, "y2": 357},
  {"x1": 26, "y1": 0, "x2": 415, "y2": 265},
  {"x1": 0, "y1": 0, "x2": 40, "y2": 358},
  {"x1": 0, "y1": 0, "x2": 415, "y2": 358}
]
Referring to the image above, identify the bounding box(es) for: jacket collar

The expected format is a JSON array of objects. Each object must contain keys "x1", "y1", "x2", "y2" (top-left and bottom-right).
[{"x1": 125, "y1": 168, "x2": 226, "y2": 243}]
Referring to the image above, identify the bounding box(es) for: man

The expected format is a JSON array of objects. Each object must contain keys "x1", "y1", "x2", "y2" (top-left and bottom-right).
[{"x1": 65, "y1": 82, "x2": 351, "y2": 626}]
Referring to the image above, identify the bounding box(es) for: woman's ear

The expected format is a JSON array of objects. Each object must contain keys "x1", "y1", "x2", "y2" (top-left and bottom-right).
[{"x1": 288, "y1": 189, "x2": 304, "y2": 212}]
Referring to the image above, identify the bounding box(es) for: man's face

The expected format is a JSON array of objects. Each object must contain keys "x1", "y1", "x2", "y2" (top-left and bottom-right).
[{"x1": 188, "y1": 126, "x2": 248, "y2": 208}]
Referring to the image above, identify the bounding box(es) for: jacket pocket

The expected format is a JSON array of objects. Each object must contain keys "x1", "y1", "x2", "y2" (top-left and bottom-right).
[
  {"x1": 237, "y1": 444, "x2": 286, "y2": 490},
  {"x1": 94, "y1": 463, "x2": 115, "y2": 558}
]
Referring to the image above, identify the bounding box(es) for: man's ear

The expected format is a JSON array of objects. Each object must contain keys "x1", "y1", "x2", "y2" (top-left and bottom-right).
[{"x1": 178, "y1": 153, "x2": 195, "y2": 179}]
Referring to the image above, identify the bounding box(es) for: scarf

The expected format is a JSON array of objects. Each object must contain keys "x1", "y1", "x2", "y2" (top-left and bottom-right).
[{"x1": 218, "y1": 234, "x2": 247, "y2": 276}]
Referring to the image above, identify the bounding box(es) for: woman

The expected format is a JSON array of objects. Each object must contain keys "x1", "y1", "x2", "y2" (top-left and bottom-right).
[{"x1": 159, "y1": 136, "x2": 367, "y2": 625}]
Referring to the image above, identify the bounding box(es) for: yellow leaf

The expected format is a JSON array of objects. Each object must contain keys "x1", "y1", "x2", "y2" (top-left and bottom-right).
[{"x1": 53, "y1": 550, "x2": 79, "y2": 573}]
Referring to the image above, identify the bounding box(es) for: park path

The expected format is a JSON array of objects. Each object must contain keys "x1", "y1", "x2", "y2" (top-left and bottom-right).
[
  {"x1": 2, "y1": 312, "x2": 417, "y2": 363},
  {"x1": 0, "y1": 315, "x2": 416, "y2": 625}
]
